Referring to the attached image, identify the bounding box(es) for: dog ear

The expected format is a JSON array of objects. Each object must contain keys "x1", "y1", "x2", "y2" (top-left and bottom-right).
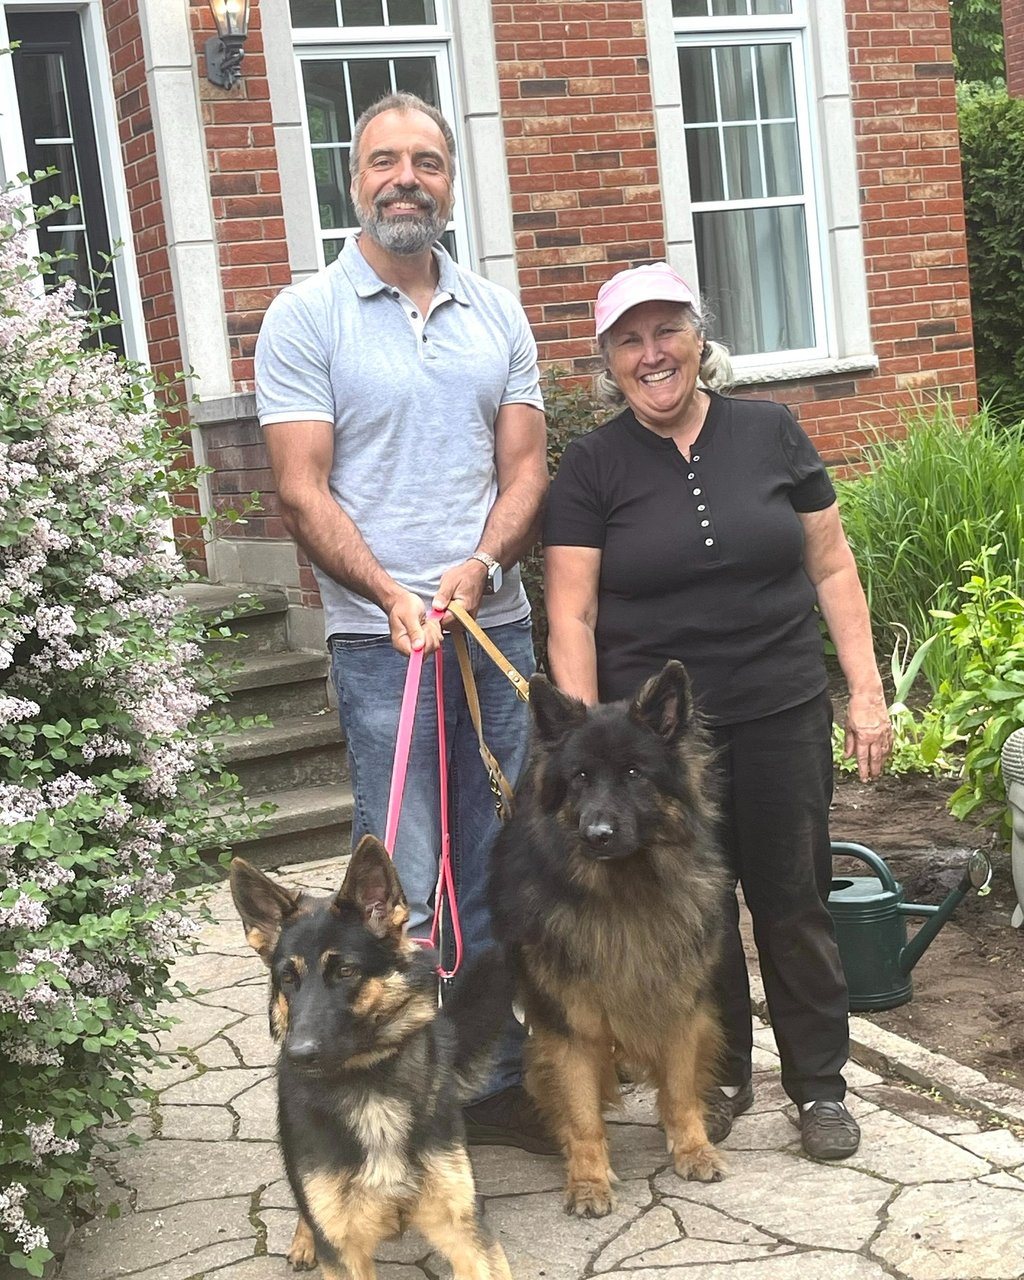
[
  {"x1": 229, "y1": 858, "x2": 302, "y2": 965},
  {"x1": 630, "y1": 660, "x2": 695, "y2": 743},
  {"x1": 336, "y1": 834, "x2": 410, "y2": 940},
  {"x1": 529, "y1": 674, "x2": 588, "y2": 746}
]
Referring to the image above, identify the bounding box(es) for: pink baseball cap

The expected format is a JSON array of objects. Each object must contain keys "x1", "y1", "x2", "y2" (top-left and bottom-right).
[{"x1": 594, "y1": 262, "x2": 701, "y2": 337}]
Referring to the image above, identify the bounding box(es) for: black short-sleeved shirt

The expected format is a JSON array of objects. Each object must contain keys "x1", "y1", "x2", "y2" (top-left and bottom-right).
[{"x1": 543, "y1": 391, "x2": 837, "y2": 724}]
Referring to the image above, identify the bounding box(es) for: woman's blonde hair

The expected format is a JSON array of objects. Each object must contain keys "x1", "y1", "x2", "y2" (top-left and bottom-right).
[{"x1": 595, "y1": 303, "x2": 734, "y2": 407}]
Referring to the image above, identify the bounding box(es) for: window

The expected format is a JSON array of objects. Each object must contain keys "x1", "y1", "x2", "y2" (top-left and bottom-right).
[
  {"x1": 291, "y1": 0, "x2": 467, "y2": 266},
  {"x1": 674, "y1": 1, "x2": 826, "y2": 362}
]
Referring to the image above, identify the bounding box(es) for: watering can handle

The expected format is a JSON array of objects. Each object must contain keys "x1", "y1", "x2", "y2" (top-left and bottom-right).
[{"x1": 831, "y1": 841, "x2": 900, "y2": 895}]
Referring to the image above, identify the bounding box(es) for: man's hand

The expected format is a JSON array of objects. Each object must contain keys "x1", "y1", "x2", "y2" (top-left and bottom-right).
[
  {"x1": 386, "y1": 588, "x2": 443, "y2": 656},
  {"x1": 432, "y1": 559, "x2": 488, "y2": 629}
]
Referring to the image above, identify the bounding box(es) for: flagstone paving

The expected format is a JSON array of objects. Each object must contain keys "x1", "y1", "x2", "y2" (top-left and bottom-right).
[{"x1": 62, "y1": 856, "x2": 1024, "y2": 1280}]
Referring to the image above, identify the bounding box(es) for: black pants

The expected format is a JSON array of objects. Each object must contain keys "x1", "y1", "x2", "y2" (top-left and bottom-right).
[{"x1": 709, "y1": 690, "x2": 849, "y2": 1105}]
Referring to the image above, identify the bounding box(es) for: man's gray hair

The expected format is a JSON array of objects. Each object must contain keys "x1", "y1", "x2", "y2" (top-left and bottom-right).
[{"x1": 350, "y1": 92, "x2": 458, "y2": 180}]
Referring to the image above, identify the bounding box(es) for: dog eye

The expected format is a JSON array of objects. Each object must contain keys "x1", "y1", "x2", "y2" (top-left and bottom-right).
[
  {"x1": 576, "y1": 770, "x2": 588, "y2": 781},
  {"x1": 626, "y1": 766, "x2": 641, "y2": 778},
  {"x1": 280, "y1": 968, "x2": 299, "y2": 988}
]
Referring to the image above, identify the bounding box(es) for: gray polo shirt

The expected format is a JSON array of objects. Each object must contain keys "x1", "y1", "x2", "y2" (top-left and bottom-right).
[{"x1": 255, "y1": 237, "x2": 543, "y2": 637}]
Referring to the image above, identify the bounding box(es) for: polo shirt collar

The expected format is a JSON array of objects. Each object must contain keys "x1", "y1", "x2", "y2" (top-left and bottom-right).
[{"x1": 338, "y1": 234, "x2": 469, "y2": 305}]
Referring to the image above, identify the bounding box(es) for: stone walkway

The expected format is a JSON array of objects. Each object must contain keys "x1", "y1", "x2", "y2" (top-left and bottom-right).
[{"x1": 63, "y1": 856, "x2": 1024, "y2": 1280}]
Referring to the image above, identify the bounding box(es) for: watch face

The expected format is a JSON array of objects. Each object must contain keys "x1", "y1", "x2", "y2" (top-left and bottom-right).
[{"x1": 490, "y1": 562, "x2": 503, "y2": 594}]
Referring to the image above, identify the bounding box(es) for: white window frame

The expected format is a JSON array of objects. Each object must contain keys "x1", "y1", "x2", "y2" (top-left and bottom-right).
[
  {"x1": 292, "y1": 30, "x2": 476, "y2": 269},
  {"x1": 645, "y1": 0, "x2": 875, "y2": 383}
]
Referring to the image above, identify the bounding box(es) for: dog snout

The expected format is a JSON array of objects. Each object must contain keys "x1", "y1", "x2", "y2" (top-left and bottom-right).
[
  {"x1": 286, "y1": 1036, "x2": 321, "y2": 1068},
  {"x1": 582, "y1": 819, "x2": 616, "y2": 848}
]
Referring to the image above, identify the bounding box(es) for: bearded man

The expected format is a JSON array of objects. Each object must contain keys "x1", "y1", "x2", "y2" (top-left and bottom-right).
[{"x1": 254, "y1": 93, "x2": 551, "y2": 1150}]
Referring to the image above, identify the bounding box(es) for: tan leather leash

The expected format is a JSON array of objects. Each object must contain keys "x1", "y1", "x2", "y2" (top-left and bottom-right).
[{"x1": 446, "y1": 600, "x2": 531, "y2": 822}]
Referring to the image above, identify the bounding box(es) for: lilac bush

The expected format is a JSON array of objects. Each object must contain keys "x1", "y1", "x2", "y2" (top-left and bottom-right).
[{"x1": 0, "y1": 192, "x2": 249, "y2": 1274}]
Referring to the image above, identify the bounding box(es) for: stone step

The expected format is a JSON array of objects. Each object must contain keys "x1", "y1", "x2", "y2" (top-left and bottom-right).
[
  {"x1": 176, "y1": 582, "x2": 290, "y2": 658},
  {"x1": 220, "y1": 710, "x2": 348, "y2": 795},
  {"x1": 222, "y1": 650, "x2": 331, "y2": 721},
  {"x1": 219, "y1": 784, "x2": 354, "y2": 872}
]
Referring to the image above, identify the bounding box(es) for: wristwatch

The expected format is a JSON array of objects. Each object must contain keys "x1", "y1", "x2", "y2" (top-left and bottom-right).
[{"x1": 470, "y1": 552, "x2": 503, "y2": 595}]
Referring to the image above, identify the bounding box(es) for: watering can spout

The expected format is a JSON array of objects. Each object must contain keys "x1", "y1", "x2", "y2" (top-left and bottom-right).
[{"x1": 898, "y1": 849, "x2": 993, "y2": 976}]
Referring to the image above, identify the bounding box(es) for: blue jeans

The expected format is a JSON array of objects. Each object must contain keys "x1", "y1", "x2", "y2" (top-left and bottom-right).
[{"x1": 329, "y1": 616, "x2": 535, "y2": 1097}]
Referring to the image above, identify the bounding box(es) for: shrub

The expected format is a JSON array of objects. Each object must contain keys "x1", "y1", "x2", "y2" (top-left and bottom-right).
[
  {"x1": 0, "y1": 191, "x2": 250, "y2": 1274},
  {"x1": 958, "y1": 82, "x2": 1024, "y2": 415},
  {"x1": 932, "y1": 554, "x2": 1024, "y2": 843},
  {"x1": 523, "y1": 368, "x2": 604, "y2": 671},
  {"x1": 835, "y1": 402, "x2": 1024, "y2": 690}
]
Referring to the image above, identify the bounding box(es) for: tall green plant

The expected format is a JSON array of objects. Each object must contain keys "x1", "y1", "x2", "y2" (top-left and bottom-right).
[
  {"x1": 958, "y1": 83, "x2": 1024, "y2": 413},
  {"x1": 523, "y1": 368, "x2": 604, "y2": 671},
  {"x1": 836, "y1": 402, "x2": 1024, "y2": 689},
  {"x1": 0, "y1": 190, "x2": 254, "y2": 1274},
  {"x1": 932, "y1": 554, "x2": 1024, "y2": 842}
]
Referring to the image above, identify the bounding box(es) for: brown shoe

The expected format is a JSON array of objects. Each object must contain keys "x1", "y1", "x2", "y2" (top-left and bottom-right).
[
  {"x1": 703, "y1": 1080, "x2": 754, "y2": 1144},
  {"x1": 799, "y1": 1100, "x2": 861, "y2": 1160},
  {"x1": 463, "y1": 1085, "x2": 559, "y2": 1156}
]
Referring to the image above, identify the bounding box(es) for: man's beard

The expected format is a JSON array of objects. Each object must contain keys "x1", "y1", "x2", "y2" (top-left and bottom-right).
[{"x1": 356, "y1": 185, "x2": 448, "y2": 255}]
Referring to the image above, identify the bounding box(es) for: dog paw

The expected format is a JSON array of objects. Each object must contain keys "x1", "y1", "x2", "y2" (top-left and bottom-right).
[
  {"x1": 564, "y1": 1179, "x2": 615, "y2": 1217},
  {"x1": 673, "y1": 1143, "x2": 726, "y2": 1183}
]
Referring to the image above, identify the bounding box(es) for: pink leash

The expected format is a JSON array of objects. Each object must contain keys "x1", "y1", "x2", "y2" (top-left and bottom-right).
[{"x1": 383, "y1": 607, "x2": 463, "y2": 978}]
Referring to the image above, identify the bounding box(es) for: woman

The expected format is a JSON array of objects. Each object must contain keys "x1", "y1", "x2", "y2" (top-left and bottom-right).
[{"x1": 543, "y1": 262, "x2": 892, "y2": 1161}]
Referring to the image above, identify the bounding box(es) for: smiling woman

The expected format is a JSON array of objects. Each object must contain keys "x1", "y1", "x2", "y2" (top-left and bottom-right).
[{"x1": 541, "y1": 259, "x2": 892, "y2": 1162}]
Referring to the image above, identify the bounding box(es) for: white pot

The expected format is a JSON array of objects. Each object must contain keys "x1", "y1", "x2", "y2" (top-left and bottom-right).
[{"x1": 1001, "y1": 727, "x2": 1024, "y2": 928}]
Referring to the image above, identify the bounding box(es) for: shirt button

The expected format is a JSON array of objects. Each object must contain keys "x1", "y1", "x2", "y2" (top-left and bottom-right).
[
  {"x1": 697, "y1": 504, "x2": 706, "y2": 511},
  {"x1": 693, "y1": 488, "x2": 702, "y2": 496},
  {"x1": 687, "y1": 472, "x2": 695, "y2": 480},
  {"x1": 705, "y1": 538, "x2": 714, "y2": 546},
  {"x1": 410, "y1": 310, "x2": 418, "y2": 318},
  {"x1": 692, "y1": 454, "x2": 700, "y2": 461},
  {"x1": 701, "y1": 519, "x2": 709, "y2": 527}
]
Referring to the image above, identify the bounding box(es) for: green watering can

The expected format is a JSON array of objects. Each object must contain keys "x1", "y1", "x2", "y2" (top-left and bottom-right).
[{"x1": 828, "y1": 842, "x2": 993, "y2": 1011}]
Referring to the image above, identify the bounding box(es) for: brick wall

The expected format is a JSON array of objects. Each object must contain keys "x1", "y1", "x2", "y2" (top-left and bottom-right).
[
  {"x1": 493, "y1": 1, "x2": 666, "y2": 375},
  {"x1": 189, "y1": 0, "x2": 291, "y2": 391},
  {"x1": 1006, "y1": 0, "x2": 1024, "y2": 97},
  {"x1": 102, "y1": 1, "x2": 205, "y2": 572}
]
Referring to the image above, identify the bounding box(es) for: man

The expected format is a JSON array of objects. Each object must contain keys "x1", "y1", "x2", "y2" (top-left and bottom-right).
[{"x1": 254, "y1": 92, "x2": 551, "y2": 1151}]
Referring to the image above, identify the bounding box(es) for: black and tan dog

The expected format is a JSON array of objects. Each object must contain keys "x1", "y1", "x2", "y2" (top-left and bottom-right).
[
  {"x1": 230, "y1": 836, "x2": 512, "y2": 1280},
  {"x1": 489, "y1": 660, "x2": 729, "y2": 1217}
]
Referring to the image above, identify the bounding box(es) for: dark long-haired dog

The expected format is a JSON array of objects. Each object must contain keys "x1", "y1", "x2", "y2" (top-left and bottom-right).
[
  {"x1": 230, "y1": 835, "x2": 512, "y2": 1279},
  {"x1": 489, "y1": 660, "x2": 729, "y2": 1217}
]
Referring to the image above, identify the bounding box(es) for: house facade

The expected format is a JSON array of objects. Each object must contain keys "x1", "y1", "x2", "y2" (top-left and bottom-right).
[{"x1": 0, "y1": 1, "x2": 976, "y2": 643}]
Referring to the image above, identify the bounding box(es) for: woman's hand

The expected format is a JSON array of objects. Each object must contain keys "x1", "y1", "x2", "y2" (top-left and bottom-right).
[{"x1": 844, "y1": 690, "x2": 893, "y2": 782}]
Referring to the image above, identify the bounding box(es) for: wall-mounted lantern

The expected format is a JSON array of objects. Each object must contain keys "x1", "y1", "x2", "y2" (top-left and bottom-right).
[{"x1": 205, "y1": 0, "x2": 251, "y2": 91}]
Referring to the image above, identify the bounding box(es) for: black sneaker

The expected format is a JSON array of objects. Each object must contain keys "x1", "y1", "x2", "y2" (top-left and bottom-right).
[
  {"x1": 463, "y1": 1084, "x2": 559, "y2": 1156},
  {"x1": 703, "y1": 1079, "x2": 754, "y2": 1144},
  {"x1": 799, "y1": 1100, "x2": 861, "y2": 1160}
]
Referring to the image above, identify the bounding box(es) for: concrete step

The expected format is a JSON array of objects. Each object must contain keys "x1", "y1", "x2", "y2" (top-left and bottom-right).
[
  {"x1": 222, "y1": 650, "x2": 331, "y2": 721},
  {"x1": 176, "y1": 582, "x2": 291, "y2": 658},
  {"x1": 220, "y1": 710, "x2": 348, "y2": 795},
  {"x1": 221, "y1": 784, "x2": 354, "y2": 872}
]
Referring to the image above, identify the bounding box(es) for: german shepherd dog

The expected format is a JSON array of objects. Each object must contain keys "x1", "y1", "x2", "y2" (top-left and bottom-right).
[
  {"x1": 489, "y1": 660, "x2": 728, "y2": 1217},
  {"x1": 230, "y1": 836, "x2": 513, "y2": 1280}
]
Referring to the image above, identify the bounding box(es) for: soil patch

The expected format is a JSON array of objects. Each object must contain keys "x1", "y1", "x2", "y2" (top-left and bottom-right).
[{"x1": 827, "y1": 773, "x2": 1024, "y2": 1091}]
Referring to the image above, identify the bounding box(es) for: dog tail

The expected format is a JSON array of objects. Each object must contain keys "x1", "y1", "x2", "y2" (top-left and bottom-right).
[{"x1": 440, "y1": 949, "x2": 516, "y2": 1101}]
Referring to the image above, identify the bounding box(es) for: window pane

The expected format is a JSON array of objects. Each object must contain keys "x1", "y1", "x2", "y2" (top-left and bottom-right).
[
  {"x1": 678, "y1": 47, "x2": 717, "y2": 123},
  {"x1": 388, "y1": 0, "x2": 436, "y2": 21},
  {"x1": 712, "y1": 0, "x2": 747, "y2": 14},
  {"x1": 754, "y1": 0, "x2": 792, "y2": 12},
  {"x1": 756, "y1": 43, "x2": 795, "y2": 118},
  {"x1": 291, "y1": 0, "x2": 338, "y2": 25},
  {"x1": 723, "y1": 124, "x2": 762, "y2": 198},
  {"x1": 340, "y1": 0, "x2": 384, "y2": 23},
  {"x1": 763, "y1": 122, "x2": 801, "y2": 196},
  {"x1": 694, "y1": 205, "x2": 813, "y2": 354},
  {"x1": 716, "y1": 45, "x2": 756, "y2": 122},
  {"x1": 323, "y1": 238, "x2": 344, "y2": 264},
  {"x1": 685, "y1": 127, "x2": 724, "y2": 201},
  {"x1": 348, "y1": 58, "x2": 392, "y2": 113},
  {"x1": 393, "y1": 56, "x2": 439, "y2": 104},
  {"x1": 673, "y1": 1, "x2": 710, "y2": 14}
]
